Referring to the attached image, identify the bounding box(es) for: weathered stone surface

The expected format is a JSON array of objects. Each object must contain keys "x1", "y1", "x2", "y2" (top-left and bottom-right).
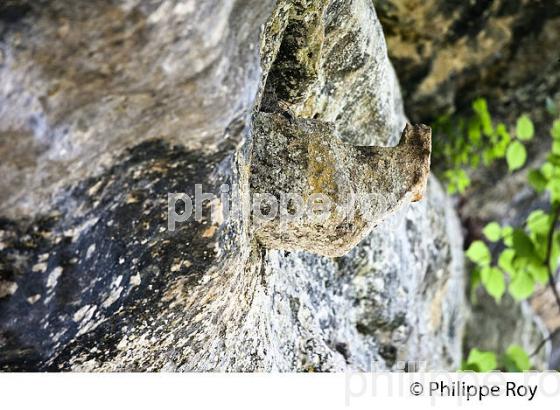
[
  {"x1": 465, "y1": 291, "x2": 550, "y2": 370},
  {"x1": 374, "y1": 0, "x2": 560, "y2": 124},
  {"x1": 250, "y1": 113, "x2": 431, "y2": 256},
  {"x1": 336, "y1": 176, "x2": 466, "y2": 370},
  {"x1": 260, "y1": 0, "x2": 407, "y2": 147},
  {"x1": 1, "y1": 140, "x2": 246, "y2": 370},
  {"x1": 0, "y1": 0, "x2": 274, "y2": 219},
  {"x1": 1, "y1": 0, "x2": 465, "y2": 371}
]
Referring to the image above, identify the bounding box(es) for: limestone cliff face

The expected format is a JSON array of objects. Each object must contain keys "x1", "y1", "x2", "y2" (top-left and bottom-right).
[
  {"x1": 374, "y1": 0, "x2": 560, "y2": 124},
  {"x1": 0, "y1": 0, "x2": 465, "y2": 371}
]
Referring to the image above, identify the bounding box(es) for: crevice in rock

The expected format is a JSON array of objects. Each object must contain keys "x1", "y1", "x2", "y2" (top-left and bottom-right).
[{"x1": 260, "y1": 0, "x2": 327, "y2": 115}]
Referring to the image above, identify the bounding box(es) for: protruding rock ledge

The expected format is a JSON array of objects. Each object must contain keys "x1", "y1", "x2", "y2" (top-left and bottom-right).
[{"x1": 250, "y1": 112, "x2": 431, "y2": 256}]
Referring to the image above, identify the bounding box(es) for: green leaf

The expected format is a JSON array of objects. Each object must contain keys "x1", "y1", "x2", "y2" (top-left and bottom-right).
[
  {"x1": 548, "y1": 178, "x2": 560, "y2": 203},
  {"x1": 502, "y1": 226, "x2": 514, "y2": 246},
  {"x1": 516, "y1": 115, "x2": 534, "y2": 141},
  {"x1": 471, "y1": 267, "x2": 481, "y2": 288},
  {"x1": 553, "y1": 140, "x2": 560, "y2": 156},
  {"x1": 466, "y1": 241, "x2": 491, "y2": 266},
  {"x1": 551, "y1": 119, "x2": 560, "y2": 141},
  {"x1": 541, "y1": 162, "x2": 554, "y2": 179},
  {"x1": 445, "y1": 168, "x2": 471, "y2": 195},
  {"x1": 533, "y1": 237, "x2": 548, "y2": 261},
  {"x1": 512, "y1": 229, "x2": 536, "y2": 258},
  {"x1": 467, "y1": 117, "x2": 482, "y2": 144},
  {"x1": 465, "y1": 349, "x2": 497, "y2": 372},
  {"x1": 456, "y1": 170, "x2": 471, "y2": 193},
  {"x1": 496, "y1": 122, "x2": 510, "y2": 138},
  {"x1": 551, "y1": 232, "x2": 560, "y2": 273},
  {"x1": 461, "y1": 361, "x2": 478, "y2": 371},
  {"x1": 527, "y1": 210, "x2": 550, "y2": 236},
  {"x1": 545, "y1": 154, "x2": 560, "y2": 166},
  {"x1": 498, "y1": 249, "x2": 516, "y2": 275},
  {"x1": 480, "y1": 266, "x2": 506, "y2": 302},
  {"x1": 447, "y1": 184, "x2": 457, "y2": 195},
  {"x1": 473, "y1": 98, "x2": 494, "y2": 137},
  {"x1": 528, "y1": 170, "x2": 548, "y2": 193},
  {"x1": 482, "y1": 148, "x2": 495, "y2": 166},
  {"x1": 528, "y1": 263, "x2": 548, "y2": 285},
  {"x1": 506, "y1": 141, "x2": 527, "y2": 171},
  {"x1": 470, "y1": 154, "x2": 481, "y2": 168},
  {"x1": 509, "y1": 271, "x2": 534, "y2": 300},
  {"x1": 504, "y1": 345, "x2": 531, "y2": 372},
  {"x1": 511, "y1": 254, "x2": 530, "y2": 274},
  {"x1": 472, "y1": 98, "x2": 488, "y2": 115},
  {"x1": 483, "y1": 222, "x2": 502, "y2": 242},
  {"x1": 493, "y1": 123, "x2": 511, "y2": 158}
]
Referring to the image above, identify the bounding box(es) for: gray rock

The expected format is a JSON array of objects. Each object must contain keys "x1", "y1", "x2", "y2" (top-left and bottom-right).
[
  {"x1": 0, "y1": 0, "x2": 465, "y2": 371},
  {"x1": 250, "y1": 113, "x2": 431, "y2": 257},
  {"x1": 465, "y1": 292, "x2": 550, "y2": 370}
]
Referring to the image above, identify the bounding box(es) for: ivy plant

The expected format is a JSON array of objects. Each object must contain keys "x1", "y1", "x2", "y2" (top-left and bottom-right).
[
  {"x1": 435, "y1": 98, "x2": 560, "y2": 371},
  {"x1": 433, "y1": 98, "x2": 534, "y2": 194},
  {"x1": 466, "y1": 118, "x2": 560, "y2": 304},
  {"x1": 462, "y1": 345, "x2": 531, "y2": 372}
]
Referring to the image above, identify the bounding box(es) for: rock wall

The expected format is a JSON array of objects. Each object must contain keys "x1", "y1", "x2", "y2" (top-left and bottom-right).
[
  {"x1": 0, "y1": 0, "x2": 465, "y2": 371},
  {"x1": 374, "y1": 0, "x2": 560, "y2": 124}
]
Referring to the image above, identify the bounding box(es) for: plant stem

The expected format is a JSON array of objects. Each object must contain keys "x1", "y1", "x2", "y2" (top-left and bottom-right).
[
  {"x1": 545, "y1": 206, "x2": 560, "y2": 312},
  {"x1": 531, "y1": 205, "x2": 560, "y2": 358}
]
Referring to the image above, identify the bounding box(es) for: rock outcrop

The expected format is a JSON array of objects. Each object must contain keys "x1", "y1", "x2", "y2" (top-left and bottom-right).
[
  {"x1": 0, "y1": 0, "x2": 465, "y2": 371},
  {"x1": 250, "y1": 113, "x2": 431, "y2": 257},
  {"x1": 374, "y1": 0, "x2": 560, "y2": 124}
]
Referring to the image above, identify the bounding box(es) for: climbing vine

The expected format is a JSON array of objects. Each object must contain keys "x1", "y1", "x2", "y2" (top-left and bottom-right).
[
  {"x1": 462, "y1": 346, "x2": 531, "y2": 372},
  {"x1": 433, "y1": 98, "x2": 560, "y2": 372},
  {"x1": 433, "y1": 98, "x2": 536, "y2": 195}
]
